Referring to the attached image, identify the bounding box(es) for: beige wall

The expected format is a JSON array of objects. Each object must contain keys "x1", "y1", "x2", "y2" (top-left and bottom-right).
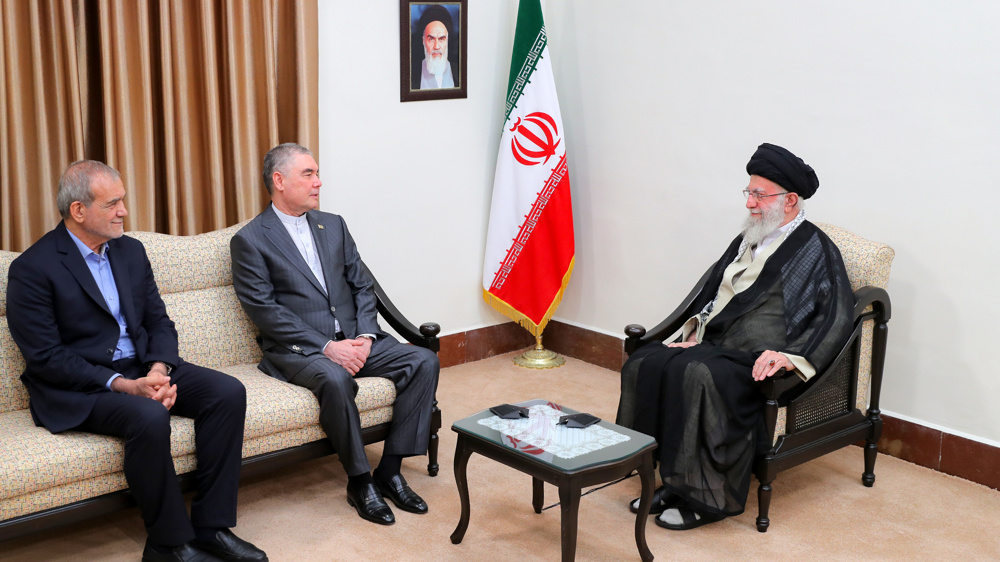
[{"x1": 318, "y1": 2, "x2": 1000, "y2": 444}]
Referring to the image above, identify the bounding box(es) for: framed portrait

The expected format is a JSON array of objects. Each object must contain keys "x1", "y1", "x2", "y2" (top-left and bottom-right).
[{"x1": 399, "y1": 1, "x2": 468, "y2": 102}]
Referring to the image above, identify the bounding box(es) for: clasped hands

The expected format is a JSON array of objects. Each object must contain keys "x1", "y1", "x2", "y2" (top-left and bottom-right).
[
  {"x1": 668, "y1": 336, "x2": 791, "y2": 381},
  {"x1": 324, "y1": 337, "x2": 372, "y2": 376},
  {"x1": 110, "y1": 362, "x2": 177, "y2": 409}
]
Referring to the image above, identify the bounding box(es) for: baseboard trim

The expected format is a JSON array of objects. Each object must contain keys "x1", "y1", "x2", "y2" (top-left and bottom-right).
[
  {"x1": 877, "y1": 414, "x2": 999, "y2": 490},
  {"x1": 441, "y1": 321, "x2": 999, "y2": 491},
  {"x1": 437, "y1": 320, "x2": 624, "y2": 370}
]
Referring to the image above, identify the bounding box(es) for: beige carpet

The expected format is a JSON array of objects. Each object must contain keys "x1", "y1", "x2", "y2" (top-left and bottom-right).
[{"x1": 3, "y1": 351, "x2": 999, "y2": 561}]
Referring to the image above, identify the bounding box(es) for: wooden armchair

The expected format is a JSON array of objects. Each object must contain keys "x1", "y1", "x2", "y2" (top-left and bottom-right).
[{"x1": 624, "y1": 223, "x2": 893, "y2": 532}]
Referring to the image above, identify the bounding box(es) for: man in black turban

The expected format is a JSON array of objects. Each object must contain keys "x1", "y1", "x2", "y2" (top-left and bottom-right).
[
  {"x1": 616, "y1": 143, "x2": 854, "y2": 530},
  {"x1": 412, "y1": 5, "x2": 457, "y2": 90}
]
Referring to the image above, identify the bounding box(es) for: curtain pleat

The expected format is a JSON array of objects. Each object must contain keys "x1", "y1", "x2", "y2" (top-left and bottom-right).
[
  {"x1": 0, "y1": 0, "x2": 317, "y2": 251},
  {"x1": 1, "y1": 0, "x2": 84, "y2": 250}
]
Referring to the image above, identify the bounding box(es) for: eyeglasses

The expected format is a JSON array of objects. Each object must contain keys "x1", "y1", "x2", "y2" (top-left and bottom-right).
[{"x1": 742, "y1": 189, "x2": 788, "y2": 202}]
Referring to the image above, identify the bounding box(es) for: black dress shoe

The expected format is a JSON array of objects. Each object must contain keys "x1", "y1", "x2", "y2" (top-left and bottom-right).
[
  {"x1": 346, "y1": 481, "x2": 395, "y2": 525},
  {"x1": 142, "y1": 540, "x2": 224, "y2": 562},
  {"x1": 192, "y1": 529, "x2": 268, "y2": 562},
  {"x1": 376, "y1": 473, "x2": 428, "y2": 514}
]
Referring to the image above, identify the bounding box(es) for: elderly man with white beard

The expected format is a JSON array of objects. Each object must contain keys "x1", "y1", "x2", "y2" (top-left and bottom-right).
[
  {"x1": 616, "y1": 143, "x2": 854, "y2": 531},
  {"x1": 415, "y1": 5, "x2": 455, "y2": 89}
]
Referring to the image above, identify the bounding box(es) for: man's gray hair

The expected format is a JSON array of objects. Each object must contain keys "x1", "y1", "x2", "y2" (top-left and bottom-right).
[
  {"x1": 262, "y1": 143, "x2": 313, "y2": 195},
  {"x1": 56, "y1": 160, "x2": 122, "y2": 219}
]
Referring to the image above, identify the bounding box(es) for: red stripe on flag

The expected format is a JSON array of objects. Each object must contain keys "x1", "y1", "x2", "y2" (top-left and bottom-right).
[{"x1": 487, "y1": 173, "x2": 574, "y2": 325}]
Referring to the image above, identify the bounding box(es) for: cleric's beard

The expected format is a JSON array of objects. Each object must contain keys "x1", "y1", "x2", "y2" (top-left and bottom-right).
[
  {"x1": 424, "y1": 46, "x2": 448, "y2": 76},
  {"x1": 741, "y1": 200, "x2": 786, "y2": 247}
]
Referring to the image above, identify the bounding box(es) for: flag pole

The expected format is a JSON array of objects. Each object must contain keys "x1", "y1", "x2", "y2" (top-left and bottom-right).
[{"x1": 513, "y1": 332, "x2": 565, "y2": 369}]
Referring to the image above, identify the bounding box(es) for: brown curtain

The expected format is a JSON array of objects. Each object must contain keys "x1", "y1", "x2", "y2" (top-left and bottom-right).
[{"x1": 0, "y1": 0, "x2": 318, "y2": 252}]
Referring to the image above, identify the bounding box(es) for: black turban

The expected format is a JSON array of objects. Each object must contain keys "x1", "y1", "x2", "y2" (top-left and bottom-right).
[
  {"x1": 745, "y1": 143, "x2": 819, "y2": 199},
  {"x1": 417, "y1": 5, "x2": 453, "y2": 36}
]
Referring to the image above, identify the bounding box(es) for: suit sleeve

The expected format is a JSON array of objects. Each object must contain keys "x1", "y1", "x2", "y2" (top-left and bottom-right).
[
  {"x1": 6, "y1": 257, "x2": 115, "y2": 392},
  {"x1": 230, "y1": 231, "x2": 331, "y2": 354},
  {"x1": 338, "y1": 218, "x2": 381, "y2": 337}
]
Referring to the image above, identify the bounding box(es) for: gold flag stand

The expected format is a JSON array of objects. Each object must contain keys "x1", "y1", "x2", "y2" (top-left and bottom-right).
[{"x1": 514, "y1": 334, "x2": 565, "y2": 369}]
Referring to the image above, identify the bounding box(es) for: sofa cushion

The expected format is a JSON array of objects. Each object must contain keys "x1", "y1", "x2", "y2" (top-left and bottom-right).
[
  {"x1": 0, "y1": 318, "x2": 28, "y2": 414},
  {"x1": 163, "y1": 287, "x2": 262, "y2": 369},
  {"x1": 0, "y1": 250, "x2": 17, "y2": 317},
  {"x1": 127, "y1": 222, "x2": 248, "y2": 296},
  {"x1": 0, "y1": 365, "x2": 395, "y2": 507}
]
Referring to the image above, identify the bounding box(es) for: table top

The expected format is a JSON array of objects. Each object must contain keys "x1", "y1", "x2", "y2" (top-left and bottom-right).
[{"x1": 452, "y1": 399, "x2": 656, "y2": 473}]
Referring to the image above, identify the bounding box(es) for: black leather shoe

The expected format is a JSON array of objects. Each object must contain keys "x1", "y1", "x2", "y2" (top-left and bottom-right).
[
  {"x1": 142, "y1": 540, "x2": 224, "y2": 562},
  {"x1": 192, "y1": 529, "x2": 268, "y2": 562},
  {"x1": 376, "y1": 473, "x2": 428, "y2": 514},
  {"x1": 346, "y1": 482, "x2": 395, "y2": 525}
]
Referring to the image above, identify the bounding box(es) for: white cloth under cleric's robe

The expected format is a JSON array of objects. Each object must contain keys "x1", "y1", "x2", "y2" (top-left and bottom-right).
[{"x1": 617, "y1": 220, "x2": 853, "y2": 517}]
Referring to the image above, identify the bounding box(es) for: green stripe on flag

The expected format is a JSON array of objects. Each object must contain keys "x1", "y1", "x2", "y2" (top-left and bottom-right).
[{"x1": 504, "y1": 0, "x2": 546, "y2": 122}]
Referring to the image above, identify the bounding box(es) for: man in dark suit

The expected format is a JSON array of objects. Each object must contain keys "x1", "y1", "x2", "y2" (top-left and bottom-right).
[
  {"x1": 230, "y1": 143, "x2": 439, "y2": 526},
  {"x1": 6, "y1": 161, "x2": 267, "y2": 562}
]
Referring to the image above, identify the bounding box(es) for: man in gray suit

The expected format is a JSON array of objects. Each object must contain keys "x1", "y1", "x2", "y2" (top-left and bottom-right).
[{"x1": 230, "y1": 143, "x2": 439, "y2": 526}]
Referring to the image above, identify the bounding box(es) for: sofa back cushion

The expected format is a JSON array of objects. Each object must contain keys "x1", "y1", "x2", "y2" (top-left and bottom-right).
[
  {"x1": 0, "y1": 250, "x2": 29, "y2": 413},
  {"x1": 127, "y1": 221, "x2": 262, "y2": 369}
]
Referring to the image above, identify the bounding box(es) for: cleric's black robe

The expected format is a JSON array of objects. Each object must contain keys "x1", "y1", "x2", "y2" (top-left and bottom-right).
[{"x1": 617, "y1": 220, "x2": 853, "y2": 517}]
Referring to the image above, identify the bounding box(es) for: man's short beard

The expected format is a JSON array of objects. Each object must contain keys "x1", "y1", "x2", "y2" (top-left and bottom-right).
[
  {"x1": 424, "y1": 46, "x2": 448, "y2": 76},
  {"x1": 741, "y1": 199, "x2": 787, "y2": 247}
]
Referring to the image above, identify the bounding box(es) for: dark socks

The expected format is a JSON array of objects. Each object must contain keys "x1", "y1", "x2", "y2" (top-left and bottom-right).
[
  {"x1": 373, "y1": 455, "x2": 402, "y2": 482},
  {"x1": 146, "y1": 540, "x2": 174, "y2": 554},
  {"x1": 194, "y1": 527, "x2": 224, "y2": 543},
  {"x1": 348, "y1": 472, "x2": 374, "y2": 488}
]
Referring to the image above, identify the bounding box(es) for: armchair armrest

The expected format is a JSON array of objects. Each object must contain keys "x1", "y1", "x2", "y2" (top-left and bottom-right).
[
  {"x1": 853, "y1": 286, "x2": 891, "y2": 322},
  {"x1": 361, "y1": 261, "x2": 441, "y2": 353},
  {"x1": 624, "y1": 263, "x2": 716, "y2": 355},
  {"x1": 762, "y1": 284, "x2": 890, "y2": 416},
  {"x1": 758, "y1": 369, "x2": 804, "y2": 402}
]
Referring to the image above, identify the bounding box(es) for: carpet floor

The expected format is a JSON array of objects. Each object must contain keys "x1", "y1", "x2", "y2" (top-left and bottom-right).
[{"x1": 2, "y1": 351, "x2": 998, "y2": 561}]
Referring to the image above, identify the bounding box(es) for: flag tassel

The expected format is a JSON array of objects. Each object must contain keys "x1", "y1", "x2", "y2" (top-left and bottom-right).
[{"x1": 482, "y1": 257, "x2": 574, "y2": 337}]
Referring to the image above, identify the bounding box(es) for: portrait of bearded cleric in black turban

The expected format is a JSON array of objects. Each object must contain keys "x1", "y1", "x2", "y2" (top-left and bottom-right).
[{"x1": 400, "y1": 2, "x2": 467, "y2": 102}]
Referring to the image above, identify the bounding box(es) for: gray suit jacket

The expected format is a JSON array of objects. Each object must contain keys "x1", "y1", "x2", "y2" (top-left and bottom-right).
[{"x1": 230, "y1": 206, "x2": 386, "y2": 381}]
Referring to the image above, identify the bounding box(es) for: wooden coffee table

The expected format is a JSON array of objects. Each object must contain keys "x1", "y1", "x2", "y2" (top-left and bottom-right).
[{"x1": 450, "y1": 399, "x2": 656, "y2": 561}]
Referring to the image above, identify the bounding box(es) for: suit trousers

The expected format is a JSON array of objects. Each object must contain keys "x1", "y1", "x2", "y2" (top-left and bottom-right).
[
  {"x1": 288, "y1": 336, "x2": 439, "y2": 476},
  {"x1": 78, "y1": 361, "x2": 246, "y2": 546}
]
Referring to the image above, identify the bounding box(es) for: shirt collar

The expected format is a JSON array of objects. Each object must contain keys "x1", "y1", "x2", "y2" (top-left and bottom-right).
[
  {"x1": 66, "y1": 228, "x2": 107, "y2": 260},
  {"x1": 272, "y1": 203, "x2": 309, "y2": 227}
]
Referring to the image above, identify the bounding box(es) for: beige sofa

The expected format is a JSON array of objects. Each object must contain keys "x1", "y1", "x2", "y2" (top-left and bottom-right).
[{"x1": 0, "y1": 222, "x2": 440, "y2": 541}]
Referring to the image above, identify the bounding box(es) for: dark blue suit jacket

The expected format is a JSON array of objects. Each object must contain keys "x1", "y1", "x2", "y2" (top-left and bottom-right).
[{"x1": 6, "y1": 222, "x2": 180, "y2": 433}]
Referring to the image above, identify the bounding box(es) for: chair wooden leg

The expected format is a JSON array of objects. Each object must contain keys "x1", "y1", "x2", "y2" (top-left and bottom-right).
[
  {"x1": 427, "y1": 403, "x2": 442, "y2": 477},
  {"x1": 756, "y1": 480, "x2": 772, "y2": 532},
  {"x1": 862, "y1": 440, "x2": 877, "y2": 487}
]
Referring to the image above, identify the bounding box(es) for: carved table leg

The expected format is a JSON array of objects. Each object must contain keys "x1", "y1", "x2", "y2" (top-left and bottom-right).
[
  {"x1": 558, "y1": 484, "x2": 581, "y2": 562},
  {"x1": 450, "y1": 436, "x2": 474, "y2": 544},
  {"x1": 533, "y1": 477, "x2": 544, "y2": 514},
  {"x1": 635, "y1": 453, "x2": 655, "y2": 561}
]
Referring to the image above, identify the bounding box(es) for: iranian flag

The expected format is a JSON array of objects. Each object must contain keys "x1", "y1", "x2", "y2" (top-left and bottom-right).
[{"x1": 482, "y1": 0, "x2": 574, "y2": 337}]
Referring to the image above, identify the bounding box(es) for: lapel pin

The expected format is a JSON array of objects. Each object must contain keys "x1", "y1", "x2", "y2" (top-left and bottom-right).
[{"x1": 317, "y1": 224, "x2": 324, "y2": 230}]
